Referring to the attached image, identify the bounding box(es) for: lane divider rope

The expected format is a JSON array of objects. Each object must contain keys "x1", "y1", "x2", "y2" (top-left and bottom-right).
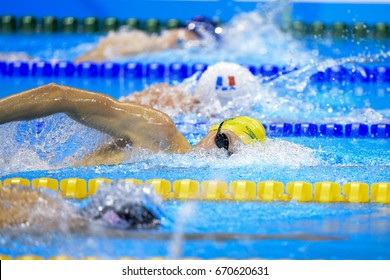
[
  {"x1": 1, "y1": 15, "x2": 388, "y2": 39},
  {"x1": 0, "y1": 16, "x2": 217, "y2": 34},
  {"x1": 1, "y1": 177, "x2": 389, "y2": 204},
  {"x1": 178, "y1": 122, "x2": 390, "y2": 138},
  {"x1": 1, "y1": 61, "x2": 390, "y2": 83}
]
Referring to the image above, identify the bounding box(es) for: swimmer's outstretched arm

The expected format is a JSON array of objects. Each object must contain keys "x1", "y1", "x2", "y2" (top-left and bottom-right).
[
  {"x1": 75, "y1": 29, "x2": 198, "y2": 63},
  {"x1": 0, "y1": 83, "x2": 190, "y2": 153}
]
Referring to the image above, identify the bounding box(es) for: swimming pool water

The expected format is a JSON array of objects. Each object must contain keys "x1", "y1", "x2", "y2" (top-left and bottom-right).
[
  {"x1": 1, "y1": 9, "x2": 390, "y2": 66},
  {"x1": 1, "y1": 135, "x2": 389, "y2": 181},
  {"x1": 0, "y1": 8, "x2": 389, "y2": 260},
  {"x1": 1, "y1": 201, "x2": 389, "y2": 259}
]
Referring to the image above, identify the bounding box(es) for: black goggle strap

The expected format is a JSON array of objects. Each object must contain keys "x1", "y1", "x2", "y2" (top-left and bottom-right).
[{"x1": 215, "y1": 121, "x2": 230, "y2": 153}]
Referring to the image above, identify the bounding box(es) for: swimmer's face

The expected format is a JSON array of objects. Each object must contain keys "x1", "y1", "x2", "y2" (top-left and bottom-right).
[{"x1": 194, "y1": 129, "x2": 242, "y2": 155}]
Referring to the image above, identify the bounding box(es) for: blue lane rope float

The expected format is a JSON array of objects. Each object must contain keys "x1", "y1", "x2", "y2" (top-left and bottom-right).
[
  {"x1": 1, "y1": 177, "x2": 389, "y2": 204},
  {"x1": 179, "y1": 122, "x2": 389, "y2": 138},
  {"x1": 145, "y1": 63, "x2": 166, "y2": 79},
  {"x1": 5, "y1": 115, "x2": 390, "y2": 139},
  {"x1": 1, "y1": 61, "x2": 390, "y2": 82},
  {"x1": 25, "y1": 120, "x2": 390, "y2": 139},
  {"x1": 76, "y1": 62, "x2": 99, "y2": 78}
]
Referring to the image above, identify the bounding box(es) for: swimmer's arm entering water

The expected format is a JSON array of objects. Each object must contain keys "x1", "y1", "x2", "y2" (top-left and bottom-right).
[{"x1": 0, "y1": 83, "x2": 191, "y2": 154}]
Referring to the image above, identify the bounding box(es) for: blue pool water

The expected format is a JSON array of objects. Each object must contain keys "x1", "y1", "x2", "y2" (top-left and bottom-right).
[
  {"x1": 0, "y1": 8, "x2": 389, "y2": 259},
  {"x1": 1, "y1": 201, "x2": 389, "y2": 260}
]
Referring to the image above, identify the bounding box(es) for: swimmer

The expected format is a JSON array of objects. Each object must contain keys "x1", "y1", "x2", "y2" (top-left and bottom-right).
[
  {"x1": 121, "y1": 62, "x2": 261, "y2": 116},
  {"x1": 0, "y1": 83, "x2": 266, "y2": 166},
  {"x1": 1, "y1": 184, "x2": 344, "y2": 242},
  {"x1": 75, "y1": 16, "x2": 220, "y2": 63},
  {"x1": 0, "y1": 182, "x2": 162, "y2": 231}
]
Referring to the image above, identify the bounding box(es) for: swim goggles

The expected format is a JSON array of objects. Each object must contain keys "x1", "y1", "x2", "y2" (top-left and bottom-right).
[{"x1": 215, "y1": 121, "x2": 233, "y2": 156}]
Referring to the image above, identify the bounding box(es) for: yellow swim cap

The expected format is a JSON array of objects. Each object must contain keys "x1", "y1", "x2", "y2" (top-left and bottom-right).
[{"x1": 209, "y1": 116, "x2": 266, "y2": 144}]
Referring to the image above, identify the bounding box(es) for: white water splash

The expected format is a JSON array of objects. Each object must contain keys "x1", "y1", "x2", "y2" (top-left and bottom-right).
[
  {"x1": 168, "y1": 202, "x2": 196, "y2": 259},
  {"x1": 0, "y1": 114, "x2": 108, "y2": 175},
  {"x1": 220, "y1": 9, "x2": 313, "y2": 66},
  {"x1": 121, "y1": 137, "x2": 319, "y2": 171},
  {"x1": 325, "y1": 108, "x2": 390, "y2": 124}
]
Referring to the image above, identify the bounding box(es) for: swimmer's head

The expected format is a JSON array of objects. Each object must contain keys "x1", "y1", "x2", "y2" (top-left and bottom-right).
[
  {"x1": 194, "y1": 62, "x2": 259, "y2": 109},
  {"x1": 82, "y1": 182, "x2": 163, "y2": 229},
  {"x1": 186, "y1": 16, "x2": 221, "y2": 40},
  {"x1": 201, "y1": 116, "x2": 266, "y2": 155},
  {"x1": 210, "y1": 116, "x2": 266, "y2": 144}
]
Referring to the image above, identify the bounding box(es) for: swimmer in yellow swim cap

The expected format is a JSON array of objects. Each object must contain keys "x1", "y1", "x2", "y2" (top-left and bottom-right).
[
  {"x1": 200, "y1": 116, "x2": 266, "y2": 155},
  {"x1": 0, "y1": 84, "x2": 266, "y2": 166},
  {"x1": 210, "y1": 116, "x2": 266, "y2": 144}
]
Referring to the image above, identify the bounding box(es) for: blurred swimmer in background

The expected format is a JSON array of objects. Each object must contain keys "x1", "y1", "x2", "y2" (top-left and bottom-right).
[
  {"x1": 75, "y1": 16, "x2": 221, "y2": 63},
  {"x1": 0, "y1": 182, "x2": 163, "y2": 231}
]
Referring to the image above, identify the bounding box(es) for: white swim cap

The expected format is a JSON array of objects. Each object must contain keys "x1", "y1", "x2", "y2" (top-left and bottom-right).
[{"x1": 194, "y1": 62, "x2": 260, "y2": 114}]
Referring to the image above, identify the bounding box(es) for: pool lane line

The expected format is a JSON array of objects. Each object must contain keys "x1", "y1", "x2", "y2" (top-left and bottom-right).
[
  {"x1": 2, "y1": 61, "x2": 390, "y2": 83},
  {"x1": 1, "y1": 15, "x2": 388, "y2": 39},
  {"x1": 2, "y1": 179, "x2": 390, "y2": 203}
]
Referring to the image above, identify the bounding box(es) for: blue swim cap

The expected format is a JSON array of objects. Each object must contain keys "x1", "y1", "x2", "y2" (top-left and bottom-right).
[{"x1": 186, "y1": 16, "x2": 221, "y2": 40}]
